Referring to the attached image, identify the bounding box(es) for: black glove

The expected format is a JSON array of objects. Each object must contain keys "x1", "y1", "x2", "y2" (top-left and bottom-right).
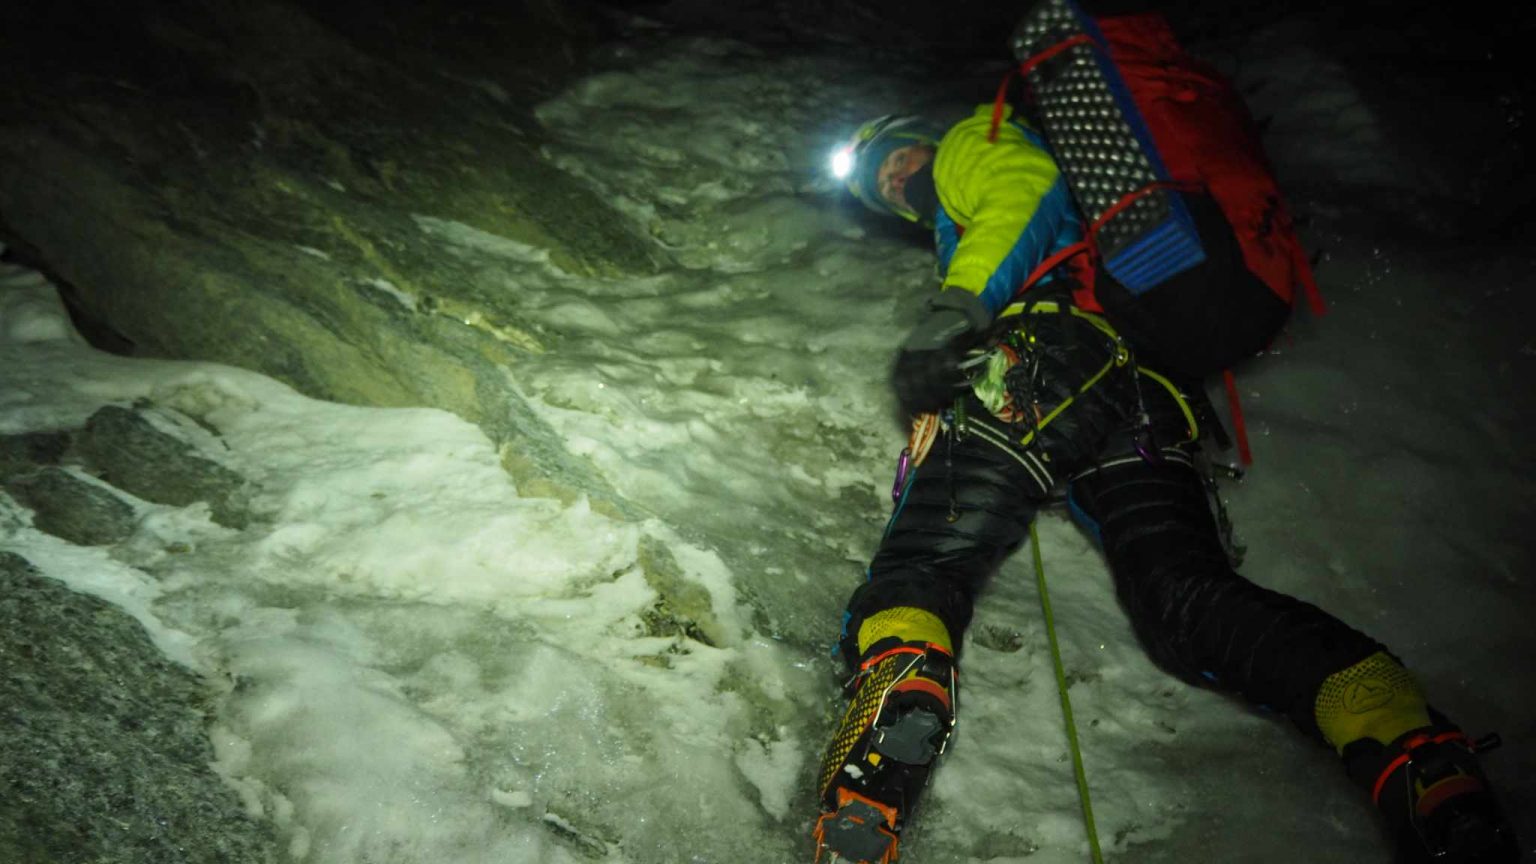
[{"x1": 892, "y1": 289, "x2": 994, "y2": 415}]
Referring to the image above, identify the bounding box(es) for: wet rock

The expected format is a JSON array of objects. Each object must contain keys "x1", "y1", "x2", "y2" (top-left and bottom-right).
[
  {"x1": 637, "y1": 534, "x2": 724, "y2": 647},
  {"x1": 0, "y1": 0, "x2": 656, "y2": 516},
  {"x1": 78, "y1": 405, "x2": 252, "y2": 529},
  {"x1": 2, "y1": 466, "x2": 137, "y2": 546},
  {"x1": 0, "y1": 431, "x2": 69, "y2": 481},
  {"x1": 0, "y1": 552, "x2": 279, "y2": 864}
]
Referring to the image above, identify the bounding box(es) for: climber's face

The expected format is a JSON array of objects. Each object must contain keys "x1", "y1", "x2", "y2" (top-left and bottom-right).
[{"x1": 876, "y1": 144, "x2": 934, "y2": 213}]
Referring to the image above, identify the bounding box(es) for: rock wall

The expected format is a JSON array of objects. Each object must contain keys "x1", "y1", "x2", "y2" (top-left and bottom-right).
[
  {"x1": 0, "y1": 0, "x2": 660, "y2": 506},
  {"x1": 0, "y1": 552, "x2": 278, "y2": 864}
]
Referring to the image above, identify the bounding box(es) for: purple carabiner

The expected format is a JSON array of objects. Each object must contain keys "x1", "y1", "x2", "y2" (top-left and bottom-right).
[
  {"x1": 1133, "y1": 419, "x2": 1165, "y2": 464},
  {"x1": 891, "y1": 447, "x2": 913, "y2": 502}
]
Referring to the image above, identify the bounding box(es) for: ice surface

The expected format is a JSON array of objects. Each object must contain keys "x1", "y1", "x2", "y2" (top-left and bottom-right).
[{"x1": 2, "y1": 19, "x2": 1533, "y2": 864}]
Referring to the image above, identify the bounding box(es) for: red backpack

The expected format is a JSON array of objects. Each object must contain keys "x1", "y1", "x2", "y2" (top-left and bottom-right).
[{"x1": 1002, "y1": 1, "x2": 1325, "y2": 381}]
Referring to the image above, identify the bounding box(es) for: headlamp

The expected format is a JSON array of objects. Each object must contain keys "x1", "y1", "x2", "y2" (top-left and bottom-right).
[{"x1": 830, "y1": 144, "x2": 856, "y2": 180}]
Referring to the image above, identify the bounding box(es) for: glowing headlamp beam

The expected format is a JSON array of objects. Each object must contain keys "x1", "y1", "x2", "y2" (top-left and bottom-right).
[{"x1": 830, "y1": 145, "x2": 855, "y2": 180}]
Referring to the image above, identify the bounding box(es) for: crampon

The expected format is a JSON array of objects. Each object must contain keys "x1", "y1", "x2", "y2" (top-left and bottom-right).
[
  {"x1": 812, "y1": 641, "x2": 956, "y2": 863},
  {"x1": 1347, "y1": 726, "x2": 1520, "y2": 864}
]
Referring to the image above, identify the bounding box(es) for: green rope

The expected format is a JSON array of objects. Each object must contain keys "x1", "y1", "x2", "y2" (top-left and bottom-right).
[{"x1": 1030, "y1": 521, "x2": 1105, "y2": 863}]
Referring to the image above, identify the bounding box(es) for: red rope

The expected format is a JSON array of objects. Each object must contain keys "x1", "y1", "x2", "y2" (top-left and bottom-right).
[
  {"x1": 1222, "y1": 369, "x2": 1252, "y2": 466},
  {"x1": 1293, "y1": 243, "x2": 1327, "y2": 317},
  {"x1": 988, "y1": 68, "x2": 1017, "y2": 143},
  {"x1": 1089, "y1": 180, "x2": 1202, "y2": 236},
  {"x1": 1016, "y1": 241, "x2": 1092, "y2": 298},
  {"x1": 1011, "y1": 181, "x2": 1201, "y2": 301},
  {"x1": 1018, "y1": 33, "x2": 1094, "y2": 78},
  {"x1": 989, "y1": 33, "x2": 1094, "y2": 143}
]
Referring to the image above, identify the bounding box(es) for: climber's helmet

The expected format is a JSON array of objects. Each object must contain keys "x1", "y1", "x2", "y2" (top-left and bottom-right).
[{"x1": 830, "y1": 114, "x2": 942, "y2": 222}]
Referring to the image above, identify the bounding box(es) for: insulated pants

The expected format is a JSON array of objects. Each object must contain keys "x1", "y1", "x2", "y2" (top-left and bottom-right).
[{"x1": 842, "y1": 306, "x2": 1386, "y2": 743}]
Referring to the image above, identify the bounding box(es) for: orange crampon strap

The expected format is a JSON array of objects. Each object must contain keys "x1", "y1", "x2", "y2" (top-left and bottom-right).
[
  {"x1": 858, "y1": 641, "x2": 953, "y2": 672},
  {"x1": 860, "y1": 639, "x2": 952, "y2": 707},
  {"x1": 1370, "y1": 731, "x2": 1474, "y2": 805},
  {"x1": 857, "y1": 642, "x2": 957, "y2": 716}
]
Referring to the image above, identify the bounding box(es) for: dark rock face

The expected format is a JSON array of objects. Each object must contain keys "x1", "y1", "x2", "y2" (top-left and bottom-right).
[
  {"x1": 1, "y1": 466, "x2": 139, "y2": 546},
  {"x1": 0, "y1": 0, "x2": 651, "y2": 509},
  {"x1": 0, "y1": 432, "x2": 70, "y2": 481},
  {"x1": 0, "y1": 403, "x2": 255, "y2": 538},
  {"x1": 0, "y1": 8, "x2": 655, "y2": 856},
  {"x1": 79, "y1": 405, "x2": 252, "y2": 529},
  {"x1": 0, "y1": 552, "x2": 279, "y2": 864}
]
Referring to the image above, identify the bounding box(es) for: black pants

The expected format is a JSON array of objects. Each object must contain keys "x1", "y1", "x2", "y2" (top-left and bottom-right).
[{"x1": 842, "y1": 306, "x2": 1383, "y2": 743}]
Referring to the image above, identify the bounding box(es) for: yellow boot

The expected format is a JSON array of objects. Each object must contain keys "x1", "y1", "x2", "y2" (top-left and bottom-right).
[
  {"x1": 813, "y1": 607, "x2": 956, "y2": 864},
  {"x1": 1314, "y1": 651, "x2": 1431, "y2": 754},
  {"x1": 1321, "y1": 653, "x2": 1518, "y2": 862}
]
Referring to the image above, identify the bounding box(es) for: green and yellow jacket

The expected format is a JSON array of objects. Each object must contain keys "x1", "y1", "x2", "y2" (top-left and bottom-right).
[{"x1": 931, "y1": 105, "x2": 1083, "y2": 316}]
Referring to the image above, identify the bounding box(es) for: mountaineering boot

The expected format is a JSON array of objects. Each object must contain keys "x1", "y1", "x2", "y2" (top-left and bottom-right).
[
  {"x1": 814, "y1": 608, "x2": 957, "y2": 863},
  {"x1": 813, "y1": 641, "x2": 955, "y2": 863},
  {"x1": 1314, "y1": 652, "x2": 1519, "y2": 862},
  {"x1": 1343, "y1": 726, "x2": 1519, "y2": 863}
]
